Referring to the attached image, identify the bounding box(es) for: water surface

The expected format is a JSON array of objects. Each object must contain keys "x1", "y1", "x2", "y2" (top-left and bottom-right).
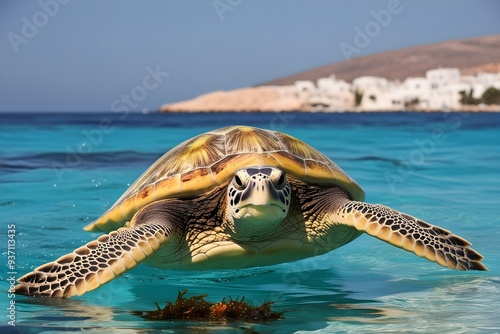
[{"x1": 1, "y1": 112, "x2": 499, "y2": 333}]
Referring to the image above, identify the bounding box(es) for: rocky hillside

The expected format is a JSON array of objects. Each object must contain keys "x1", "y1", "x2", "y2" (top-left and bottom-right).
[{"x1": 264, "y1": 34, "x2": 500, "y2": 84}]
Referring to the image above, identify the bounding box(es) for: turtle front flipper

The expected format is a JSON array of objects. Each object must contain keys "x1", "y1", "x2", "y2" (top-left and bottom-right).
[
  {"x1": 333, "y1": 201, "x2": 487, "y2": 271},
  {"x1": 15, "y1": 223, "x2": 172, "y2": 297}
]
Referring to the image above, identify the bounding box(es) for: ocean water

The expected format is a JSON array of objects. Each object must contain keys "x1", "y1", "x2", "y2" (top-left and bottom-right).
[{"x1": 1, "y1": 111, "x2": 499, "y2": 333}]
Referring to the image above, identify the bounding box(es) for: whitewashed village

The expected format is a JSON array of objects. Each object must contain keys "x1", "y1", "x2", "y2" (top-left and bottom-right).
[
  {"x1": 272, "y1": 68, "x2": 500, "y2": 111},
  {"x1": 160, "y1": 67, "x2": 500, "y2": 113}
]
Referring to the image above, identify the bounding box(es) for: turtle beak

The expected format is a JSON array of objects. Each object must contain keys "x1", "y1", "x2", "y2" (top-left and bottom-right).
[{"x1": 235, "y1": 204, "x2": 287, "y2": 221}]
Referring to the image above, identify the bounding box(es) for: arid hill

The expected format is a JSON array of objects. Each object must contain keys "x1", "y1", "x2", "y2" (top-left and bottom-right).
[
  {"x1": 160, "y1": 86, "x2": 304, "y2": 112},
  {"x1": 264, "y1": 34, "x2": 500, "y2": 85},
  {"x1": 160, "y1": 35, "x2": 500, "y2": 113}
]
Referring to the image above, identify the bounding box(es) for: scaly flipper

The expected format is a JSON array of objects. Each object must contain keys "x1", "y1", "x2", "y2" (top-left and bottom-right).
[
  {"x1": 333, "y1": 201, "x2": 487, "y2": 270},
  {"x1": 15, "y1": 223, "x2": 172, "y2": 297}
]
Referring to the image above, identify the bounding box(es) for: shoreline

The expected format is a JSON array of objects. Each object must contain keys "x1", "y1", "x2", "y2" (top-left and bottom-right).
[
  {"x1": 157, "y1": 106, "x2": 500, "y2": 113},
  {"x1": 158, "y1": 84, "x2": 500, "y2": 114},
  {"x1": 1, "y1": 108, "x2": 500, "y2": 115}
]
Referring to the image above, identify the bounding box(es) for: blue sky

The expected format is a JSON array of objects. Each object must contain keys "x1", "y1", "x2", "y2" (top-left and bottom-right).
[{"x1": 1, "y1": 0, "x2": 499, "y2": 112}]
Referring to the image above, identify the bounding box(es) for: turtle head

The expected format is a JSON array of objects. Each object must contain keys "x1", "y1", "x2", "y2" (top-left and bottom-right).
[{"x1": 227, "y1": 167, "x2": 291, "y2": 240}]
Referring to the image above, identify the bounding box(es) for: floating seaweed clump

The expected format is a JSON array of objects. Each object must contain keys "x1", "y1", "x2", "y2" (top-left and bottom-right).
[{"x1": 133, "y1": 290, "x2": 283, "y2": 322}]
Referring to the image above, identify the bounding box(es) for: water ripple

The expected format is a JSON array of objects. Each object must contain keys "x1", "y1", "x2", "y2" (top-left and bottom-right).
[{"x1": 0, "y1": 151, "x2": 161, "y2": 174}]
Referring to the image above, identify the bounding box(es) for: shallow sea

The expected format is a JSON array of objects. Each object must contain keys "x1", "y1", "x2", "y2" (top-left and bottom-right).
[{"x1": 1, "y1": 111, "x2": 499, "y2": 333}]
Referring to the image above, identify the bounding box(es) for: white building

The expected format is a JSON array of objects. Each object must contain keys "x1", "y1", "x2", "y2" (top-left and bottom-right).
[
  {"x1": 309, "y1": 76, "x2": 354, "y2": 111},
  {"x1": 401, "y1": 77, "x2": 431, "y2": 108},
  {"x1": 426, "y1": 68, "x2": 462, "y2": 109},
  {"x1": 351, "y1": 76, "x2": 394, "y2": 110},
  {"x1": 461, "y1": 72, "x2": 500, "y2": 99},
  {"x1": 294, "y1": 81, "x2": 316, "y2": 98}
]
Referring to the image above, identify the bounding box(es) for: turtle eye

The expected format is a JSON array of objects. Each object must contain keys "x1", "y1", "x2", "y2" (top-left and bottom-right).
[
  {"x1": 275, "y1": 173, "x2": 287, "y2": 189},
  {"x1": 233, "y1": 174, "x2": 245, "y2": 190}
]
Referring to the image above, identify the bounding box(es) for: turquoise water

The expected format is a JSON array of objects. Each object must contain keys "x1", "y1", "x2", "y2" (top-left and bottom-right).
[{"x1": 1, "y1": 112, "x2": 499, "y2": 333}]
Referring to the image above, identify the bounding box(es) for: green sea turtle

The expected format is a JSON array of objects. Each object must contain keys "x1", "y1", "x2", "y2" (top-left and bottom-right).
[{"x1": 15, "y1": 125, "x2": 486, "y2": 298}]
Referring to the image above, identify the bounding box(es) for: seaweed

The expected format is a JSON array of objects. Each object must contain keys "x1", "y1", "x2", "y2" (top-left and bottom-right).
[{"x1": 133, "y1": 290, "x2": 283, "y2": 322}]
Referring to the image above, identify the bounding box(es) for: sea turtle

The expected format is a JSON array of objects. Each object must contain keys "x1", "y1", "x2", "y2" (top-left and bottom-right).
[{"x1": 15, "y1": 126, "x2": 486, "y2": 298}]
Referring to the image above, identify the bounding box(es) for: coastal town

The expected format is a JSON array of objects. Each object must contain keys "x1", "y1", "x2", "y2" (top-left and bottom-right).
[
  {"x1": 160, "y1": 67, "x2": 500, "y2": 113},
  {"x1": 277, "y1": 67, "x2": 500, "y2": 111}
]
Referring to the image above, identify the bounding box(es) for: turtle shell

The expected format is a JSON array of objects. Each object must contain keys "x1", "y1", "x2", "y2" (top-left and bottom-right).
[{"x1": 84, "y1": 125, "x2": 364, "y2": 232}]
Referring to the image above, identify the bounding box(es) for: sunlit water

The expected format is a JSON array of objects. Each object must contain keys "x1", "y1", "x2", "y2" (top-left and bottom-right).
[{"x1": 1, "y1": 112, "x2": 499, "y2": 333}]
